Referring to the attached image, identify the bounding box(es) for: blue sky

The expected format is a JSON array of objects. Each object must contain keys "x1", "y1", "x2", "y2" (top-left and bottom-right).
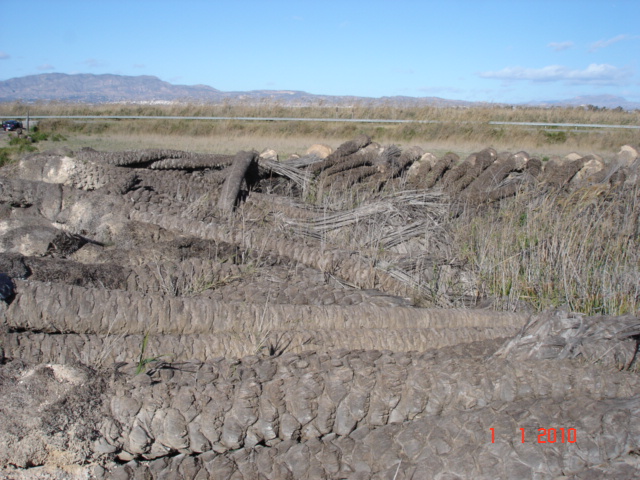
[{"x1": 1, "y1": 0, "x2": 639, "y2": 103}]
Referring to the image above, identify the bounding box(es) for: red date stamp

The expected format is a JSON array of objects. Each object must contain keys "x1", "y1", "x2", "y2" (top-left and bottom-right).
[{"x1": 490, "y1": 428, "x2": 577, "y2": 443}]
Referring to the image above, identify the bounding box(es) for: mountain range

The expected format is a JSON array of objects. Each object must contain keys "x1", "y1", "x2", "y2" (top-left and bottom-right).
[{"x1": 1, "y1": 73, "x2": 638, "y2": 110}]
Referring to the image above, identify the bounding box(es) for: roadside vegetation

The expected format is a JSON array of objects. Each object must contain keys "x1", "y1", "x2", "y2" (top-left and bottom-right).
[
  {"x1": 1, "y1": 101, "x2": 638, "y2": 159},
  {"x1": 1, "y1": 99, "x2": 638, "y2": 123}
]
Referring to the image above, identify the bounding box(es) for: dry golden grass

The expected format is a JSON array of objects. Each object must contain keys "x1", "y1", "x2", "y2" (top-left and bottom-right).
[
  {"x1": 35, "y1": 131, "x2": 344, "y2": 159},
  {"x1": 1, "y1": 101, "x2": 638, "y2": 159},
  {"x1": 2, "y1": 100, "x2": 638, "y2": 124},
  {"x1": 16, "y1": 118, "x2": 637, "y2": 162}
]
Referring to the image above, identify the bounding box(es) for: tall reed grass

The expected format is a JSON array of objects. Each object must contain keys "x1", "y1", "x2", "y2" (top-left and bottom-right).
[
  {"x1": 454, "y1": 185, "x2": 640, "y2": 315},
  {"x1": 2, "y1": 100, "x2": 638, "y2": 124}
]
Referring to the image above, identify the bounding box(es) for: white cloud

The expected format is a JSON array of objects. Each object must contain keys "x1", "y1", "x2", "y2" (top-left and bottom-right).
[
  {"x1": 0, "y1": 51, "x2": 10, "y2": 60},
  {"x1": 37, "y1": 63, "x2": 55, "y2": 71},
  {"x1": 133, "y1": 63, "x2": 146, "y2": 69},
  {"x1": 479, "y1": 63, "x2": 633, "y2": 86},
  {"x1": 547, "y1": 41, "x2": 574, "y2": 52},
  {"x1": 589, "y1": 34, "x2": 629, "y2": 52}
]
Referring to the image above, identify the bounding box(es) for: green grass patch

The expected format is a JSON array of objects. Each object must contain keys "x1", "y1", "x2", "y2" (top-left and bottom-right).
[{"x1": 0, "y1": 128, "x2": 68, "y2": 166}]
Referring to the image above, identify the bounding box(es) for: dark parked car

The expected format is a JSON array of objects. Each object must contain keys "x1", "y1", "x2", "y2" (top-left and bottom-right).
[{"x1": 2, "y1": 120, "x2": 23, "y2": 132}]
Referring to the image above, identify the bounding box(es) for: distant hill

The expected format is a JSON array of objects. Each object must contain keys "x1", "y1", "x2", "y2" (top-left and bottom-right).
[
  {"x1": 526, "y1": 94, "x2": 640, "y2": 111},
  {"x1": 0, "y1": 73, "x2": 223, "y2": 103},
  {"x1": 0, "y1": 73, "x2": 477, "y2": 107},
  {"x1": 0, "y1": 73, "x2": 638, "y2": 110}
]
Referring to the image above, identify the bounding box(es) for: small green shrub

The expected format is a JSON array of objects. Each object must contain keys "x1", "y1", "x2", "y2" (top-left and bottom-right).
[
  {"x1": 0, "y1": 149, "x2": 11, "y2": 167},
  {"x1": 542, "y1": 130, "x2": 567, "y2": 144},
  {"x1": 8, "y1": 136, "x2": 37, "y2": 153},
  {"x1": 29, "y1": 131, "x2": 49, "y2": 142}
]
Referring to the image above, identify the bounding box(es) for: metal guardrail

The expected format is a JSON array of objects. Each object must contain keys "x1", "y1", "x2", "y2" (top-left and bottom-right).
[
  {"x1": 4, "y1": 115, "x2": 640, "y2": 129},
  {"x1": 488, "y1": 121, "x2": 640, "y2": 130},
  {"x1": 17, "y1": 115, "x2": 437, "y2": 124}
]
